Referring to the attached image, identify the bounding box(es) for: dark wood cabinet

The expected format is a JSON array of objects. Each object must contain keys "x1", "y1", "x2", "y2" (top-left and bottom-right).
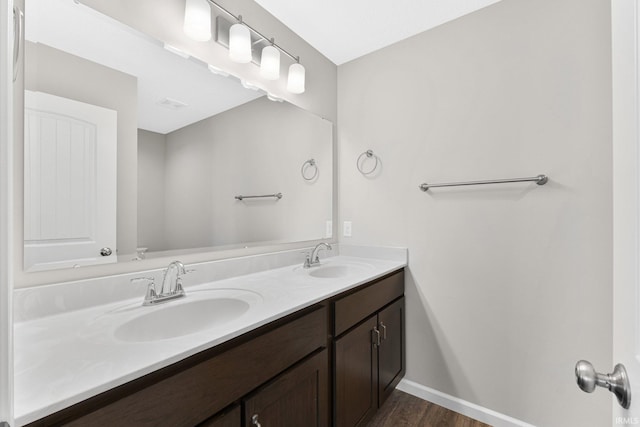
[
  {"x1": 31, "y1": 305, "x2": 327, "y2": 427},
  {"x1": 199, "y1": 405, "x2": 241, "y2": 427},
  {"x1": 243, "y1": 350, "x2": 328, "y2": 427},
  {"x1": 27, "y1": 268, "x2": 404, "y2": 427},
  {"x1": 333, "y1": 271, "x2": 405, "y2": 427},
  {"x1": 377, "y1": 298, "x2": 405, "y2": 406},
  {"x1": 334, "y1": 315, "x2": 378, "y2": 427}
]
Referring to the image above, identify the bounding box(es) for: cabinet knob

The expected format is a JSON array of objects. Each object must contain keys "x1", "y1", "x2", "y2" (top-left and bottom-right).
[{"x1": 252, "y1": 414, "x2": 262, "y2": 427}]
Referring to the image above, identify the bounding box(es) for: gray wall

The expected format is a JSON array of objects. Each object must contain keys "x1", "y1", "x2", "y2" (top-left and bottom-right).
[
  {"x1": 140, "y1": 96, "x2": 332, "y2": 252},
  {"x1": 337, "y1": 0, "x2": 612, "y2": 426},
  {"x1": 137, "y1": 130, "x2": 166, "y2": 252}
]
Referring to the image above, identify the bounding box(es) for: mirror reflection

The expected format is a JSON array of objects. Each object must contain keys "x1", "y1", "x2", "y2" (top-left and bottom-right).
[{"x1": 23, "y1": 0, "x2": 333, "y2": 271}]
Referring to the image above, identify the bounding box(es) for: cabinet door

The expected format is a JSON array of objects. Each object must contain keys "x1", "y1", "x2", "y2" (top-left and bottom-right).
[
  {"x1": 378, "y1": 297, "x2": 405, "y2": 407},
  {"x1": 199, "y1": 405, "x2": 241, "y2": 427},
  {"x1": 334, "y1": 315, "x2": 378, "y2": 427},
  {"x1": 244, "y1": 350, "x2": 328, "y2": 427}
]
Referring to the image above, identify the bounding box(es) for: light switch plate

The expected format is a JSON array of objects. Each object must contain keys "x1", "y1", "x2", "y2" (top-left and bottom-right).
[
  {"x1": 343, "y1": 221, "x2": 352, "y2": 237},
  {"x1": 325, "y1": 220, "x2": 333, "y2": 238}
]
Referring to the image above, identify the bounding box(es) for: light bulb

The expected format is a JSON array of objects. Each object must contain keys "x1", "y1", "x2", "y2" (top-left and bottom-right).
[
  {"x1": 287, "y1": 63, "x2": 305, "y2": 94},
  {"x1": 260, "y1": 45, "x2": 280, "y2": 80},
  {"x1": 183, "y1": 0, "x2": 211, "y2": 42},
  {"x1": 229, "y1": 23, "x2": 252, "y2": 63}
]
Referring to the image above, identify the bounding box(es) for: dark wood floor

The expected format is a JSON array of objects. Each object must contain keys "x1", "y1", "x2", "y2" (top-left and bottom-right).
[{"x1": 366, "y1": 390, "x2": 492, "y2": 427}]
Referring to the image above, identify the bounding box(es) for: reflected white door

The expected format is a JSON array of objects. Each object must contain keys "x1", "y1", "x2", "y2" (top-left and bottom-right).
[
  {"x1": 1, "y1": 1, "x2": 14, "y2": 425},
  {"x1": 613, "y1": 0, "x2": 640, "y2": 424},
  {"x1": 23, "y1": 90, "x2": 117, "y2": 270}
]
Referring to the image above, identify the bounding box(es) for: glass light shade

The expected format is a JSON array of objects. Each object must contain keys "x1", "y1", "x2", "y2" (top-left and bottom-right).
[
  {"x1": 229, "y1": 23, "x2": 252, "y2": 63},
  {"x1": 183, "y1": 0, "x2": 211, "y2": 42},
  {"x1": 287, "y1": 63, "x2": 306, "y2": 94},
  {"x1": 260, "y1": 45, "x2": 280, "y2": 80}
]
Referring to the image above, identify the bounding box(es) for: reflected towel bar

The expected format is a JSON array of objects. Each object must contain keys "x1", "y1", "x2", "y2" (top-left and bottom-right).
[
  {"x1": 419, "y1": 174, "x2": 548, "y2": 192},
  {"x1": 235, "y1": 193, "x2": 283, "y2": 201}
]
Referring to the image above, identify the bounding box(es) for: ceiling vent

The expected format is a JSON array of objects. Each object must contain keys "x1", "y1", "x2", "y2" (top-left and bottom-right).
[{"x1": 157, "y1": 97, "x2": 188, "y2": 110}]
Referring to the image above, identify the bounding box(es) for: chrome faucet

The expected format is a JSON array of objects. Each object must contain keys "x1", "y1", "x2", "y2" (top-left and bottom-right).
[
  {"x1": 304, "y1": 242, "x2": 333, "y2": 268},
  {"x1": 132, "y1": 260, "x2": 193, "y2": 306},
  {"x1": 160, "y1": 260, "x2": 187, "y2": 295}
]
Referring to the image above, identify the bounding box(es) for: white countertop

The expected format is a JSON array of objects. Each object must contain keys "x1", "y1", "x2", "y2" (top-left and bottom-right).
[{"x1": 14, "y1": 248, "x2": 406, "y2": 426}]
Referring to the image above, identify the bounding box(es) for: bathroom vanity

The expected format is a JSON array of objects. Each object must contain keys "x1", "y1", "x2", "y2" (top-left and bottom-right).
[{"x1": 14, "y1": 249, "x2": 406, "y2": 427}]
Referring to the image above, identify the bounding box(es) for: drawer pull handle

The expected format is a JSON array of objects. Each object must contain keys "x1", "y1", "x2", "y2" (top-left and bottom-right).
[
  {"x1": 380, "y1": 322, "x2": 387, "y2": 340},
  {"x1": 252, "y1": 414, "x2": 262, "y2": 427},
  {"x1": 372, "y1": 327, "x2": 381, "y2": 347}
]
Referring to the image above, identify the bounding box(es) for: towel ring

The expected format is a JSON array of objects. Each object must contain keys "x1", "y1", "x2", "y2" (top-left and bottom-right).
[
  {"x1": 357, "y1": 149, "x2": 379, "y2": 175},
  {"x1": 301, "y1": 159, "x2": 318, "y2": 181}
]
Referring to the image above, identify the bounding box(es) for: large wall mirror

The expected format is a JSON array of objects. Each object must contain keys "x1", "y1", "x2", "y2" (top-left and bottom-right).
[{"x1": 23, "y1": 0, "x2": 333, "y2": 272}]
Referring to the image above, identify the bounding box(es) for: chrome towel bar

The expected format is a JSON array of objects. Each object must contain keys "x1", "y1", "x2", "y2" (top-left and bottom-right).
[
  {"x1": 419, "y1": 174, "x2": 548, "y2": 192},
  {"x1": 235, "y1": 193, "x2": 283, "y2": 201}
]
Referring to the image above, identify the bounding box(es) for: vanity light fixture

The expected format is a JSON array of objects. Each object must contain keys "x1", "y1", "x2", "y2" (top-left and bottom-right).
[
  {"x1": 260, "y1": 42, "x2": 280, "y2": 80},
  {"x1": 203, "y1": 0, "x2": 307, "y2": 93},
  {"x1": 287, "y1": 61, "x2": 305, "y2": 94},
  {"x1": 183, "y1": 0, "x2": 212, "y2": 42},
  {"x1": 229, "y1": 18, "x2": 252, "y2": 63}
]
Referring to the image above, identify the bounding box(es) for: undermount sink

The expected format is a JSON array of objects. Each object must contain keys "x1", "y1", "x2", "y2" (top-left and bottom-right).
[
  {"x1": 302, "y1": 260, "x2": 375, "y2": 279},
  {"x1": 115, "y1": 298, "x2": 248, "y2": 342},
  {"x1": 88, "y1": 289, "x2": 263, "y2": 343}
]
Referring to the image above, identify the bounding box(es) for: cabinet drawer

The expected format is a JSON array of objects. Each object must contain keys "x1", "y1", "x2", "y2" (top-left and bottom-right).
[
  {"x1": 57, "y1": 306, "x2": 327, "y2": 427},
  {"x1": 334, "y1": 270, "x2": 404, "y2": 337},
  {"x1": 244, "y1": 350, "x2": 328, "y2": 427}
]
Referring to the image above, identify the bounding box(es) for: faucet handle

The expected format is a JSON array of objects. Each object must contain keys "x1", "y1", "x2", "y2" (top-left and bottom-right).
[
  {"x1": 174, "y1": 277, "x2": 185, "y2": 295},
  {"x1": 302, "y1": 252, "x2": 312, "y2": 269},
  {"x1": 175, "y1": 268, "x2": 194, "y2": 293},
  {"x1": 131, "y1": 276, "x2": 155, "y2": 285},
  {"x1": 144, "y1": 281, "x2": 158, "y2": 300},
  {"x1": 131, "y1": 277, "x2": 157, "y2": 305}
]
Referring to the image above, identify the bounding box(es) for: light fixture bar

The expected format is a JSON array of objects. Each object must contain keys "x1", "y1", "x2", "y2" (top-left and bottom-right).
[{"x1": 206, "y1": 0, "x2": 299, "y2": 63}]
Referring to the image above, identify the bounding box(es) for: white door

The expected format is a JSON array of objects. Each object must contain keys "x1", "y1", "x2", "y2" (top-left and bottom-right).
[
  {"x1": 575, "y1": 2, "x2": 640, "y2": 424},
  {"x1": 610, "y1": 0, "x2": 640, "y2": 424},
  {"x1": 23, "y1": 90, "x2": 117, "y2": 271},
  {"x1": 0, "y1": 1, "x2": 16, "y2": 425}
]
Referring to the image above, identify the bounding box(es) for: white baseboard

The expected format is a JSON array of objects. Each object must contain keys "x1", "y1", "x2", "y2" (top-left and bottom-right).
[{"x1": 397, "y1": 379, "x2": 536, "y2": 427}]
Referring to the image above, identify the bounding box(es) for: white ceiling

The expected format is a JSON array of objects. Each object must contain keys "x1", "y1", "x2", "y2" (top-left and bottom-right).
[{"x1": 254, "y1": 0, "x2": 504, "y2": 65}]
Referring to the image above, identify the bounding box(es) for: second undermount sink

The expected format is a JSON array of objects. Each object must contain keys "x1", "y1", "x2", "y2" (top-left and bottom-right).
[
  {"x1": 91, "y1": 289, "x2": 263, "y2": 343},
  {"x1": 302, "y1": 260, "x2": 375, "y2": 279}
]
